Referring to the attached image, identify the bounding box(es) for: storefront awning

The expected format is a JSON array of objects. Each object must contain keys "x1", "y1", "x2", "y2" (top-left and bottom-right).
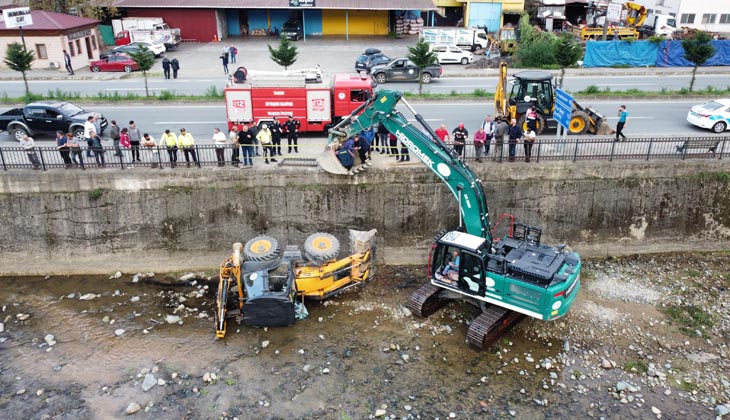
[{"x1": 116, "y1": 0, "x2": 436, "y2": 10}]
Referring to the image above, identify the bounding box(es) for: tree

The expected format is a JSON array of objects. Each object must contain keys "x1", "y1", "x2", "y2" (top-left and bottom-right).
[
  {"x1": 554, "y1": 32, "x2": 583, "y2": 88},
  {"x1": 4, "y1": 42, "x2": 35, "y2": 97},
  {"x1": 514, "y1": 13, "x2": 559, "y2": 68},
  {"x1": 682, "y1": 31, "x2": 715, "y2": 92},
  {"x1": 29, "y1": 0, "x2": 117, "y2": 19},
  {"x1": 407, "y1": 38, "x2": 438, "y2": 95},
  {"x1": 128, "y1": 46, "x2": 155, "y2": 97},
  {"x1": 268, "y1": 34, "x2": 298, "y2": 70}
]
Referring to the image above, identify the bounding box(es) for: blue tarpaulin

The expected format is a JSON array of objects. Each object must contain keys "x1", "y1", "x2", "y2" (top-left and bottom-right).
[
  {"x1": 583, "y1": 40, "x2": 658, "y2": 67},
  {"x1": 655, "y1": 40, "x2": 730, "y2": 67}
]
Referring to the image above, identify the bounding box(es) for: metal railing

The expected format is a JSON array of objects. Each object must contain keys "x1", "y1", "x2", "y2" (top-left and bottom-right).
[{"x1": 0, "y1": 136, "x2": 726, "y2": 171}]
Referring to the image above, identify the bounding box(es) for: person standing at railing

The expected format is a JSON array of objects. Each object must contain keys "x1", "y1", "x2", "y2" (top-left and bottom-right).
[
  {"x1": 473, "y1": 126, "x2": 487, "y2": 163},
  {"x1": 178, "y1": 128, "x2": 198, "y2": 167},
  {"x1": 109, "y1": 120, "x2": 122, "y2": 158},
  {"x1": 616, "y1": 105, "x2": 628, "y2": 141},
  {"x1": 284, "y1": 115, "x2": 300, "y2": 154},
  {"x1": 524, "y1": 130, "x2": 536, "y2": 163},
  {"x1": 20, "y1": 134, "x2": 41, "y2": 170},
  {"x1": 127, "y1": 121, "x2": 142, "y2": 162},
  {"x1": 55, "y1": 130, "x2": 72, "y2": 168},
  {"x1": 213, "y1": 128, "x2": 228, "y2": 166},
  {"x1": 160, "y1": 129, "x2": 179, "y2": 168},
  {"x1": 481, "y1": 115, "x2": 495, "y2": 158},
  {"x1": 89, "y1": 130, "x2": 106, "y2": 168},
  {"x1": 270, "y1": 117, "x2": 283, "y2": 157},
  {"x1": 451, "y1": 122, "x2": 468, "y2": 159},
  {"x1": 507, "y1": 118, "x2": 523, "y2": 162},
  {"x1": 66, "y1": 132, "x2": 82, "y2": 167},
  {"x1": 495, "y1": 117, "x2": 509, "y2": 162},
  {"x1": 237, "y1": 124, "x2": 255, "y2": 167},
  {"x1": 228, "y1": 126, "x2": 239, "y2": 166}
]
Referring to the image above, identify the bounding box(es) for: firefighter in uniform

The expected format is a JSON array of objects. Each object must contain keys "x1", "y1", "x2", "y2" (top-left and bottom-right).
[
  {"x1": 284, "y1": 115, "x2": 300, "y2": 154},
  {"x1": 270, "y1": 117, "x2": 283, "y2": 156}
]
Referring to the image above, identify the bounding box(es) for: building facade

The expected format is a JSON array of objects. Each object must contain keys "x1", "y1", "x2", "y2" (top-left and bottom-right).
[
  {"x1": 0, "y1": 10, "x2": 101, "y2": 70},
  {"x1": 429, "y1": 0, "x2": 525, "y2": 31},
  {"x1": 675, "y1": 0, "x2": 730, "y2": 33},
  {"x1": 115, "y1": 0, "x2": 435, "y2": 42}
]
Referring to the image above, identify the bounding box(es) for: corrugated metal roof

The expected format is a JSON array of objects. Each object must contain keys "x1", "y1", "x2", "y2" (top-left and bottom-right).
[
  {"x1": 116, "y1": 0, "x2": 436, "y2": 10},
  {"x1": 0, "y1": 10, "x2": 98, "y2": 31}
]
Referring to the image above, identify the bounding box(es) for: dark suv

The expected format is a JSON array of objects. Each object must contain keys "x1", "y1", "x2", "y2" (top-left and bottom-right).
[
  {"x1": 355, "y1": 48, "x2": 391, "y2": 73},
  {"x1": 282, "y1": 19, "x2": 303, "y2": 41}
]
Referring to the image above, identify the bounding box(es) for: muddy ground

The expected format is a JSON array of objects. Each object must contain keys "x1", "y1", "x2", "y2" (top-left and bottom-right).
[{"x1": 0, "y1": 253, "x2": 728, "y2": 420}]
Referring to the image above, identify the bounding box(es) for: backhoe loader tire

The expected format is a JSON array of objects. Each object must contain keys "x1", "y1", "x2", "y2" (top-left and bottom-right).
[
  {"x1": 518, "y1": 113, "x2": 545, "y2": 135},
  {"x1": 568, "y1": 111, "x2": 589, "y2": 135},
  {"x1": 304, "y1": 232, "x2": 340, "y2": 264},
  {"x1": 243, "y1": 235, "x2": 280, "y2": 262}
]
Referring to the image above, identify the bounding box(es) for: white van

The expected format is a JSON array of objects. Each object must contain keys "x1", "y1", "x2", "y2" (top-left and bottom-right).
[{"x1": 429, "y1": 44, "x2": 474, "y2": 65}]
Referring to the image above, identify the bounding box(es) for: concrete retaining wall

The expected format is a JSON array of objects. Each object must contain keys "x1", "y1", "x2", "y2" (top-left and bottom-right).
[{"x1": 1, "y1": 160, "x2": 728, "y2": 275}]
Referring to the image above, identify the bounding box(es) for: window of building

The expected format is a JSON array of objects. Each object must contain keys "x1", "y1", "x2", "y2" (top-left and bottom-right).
[
  {"x1": 720, "y1": 14, "x2": 730, "y2": 24},
  {"x1": 91, "y1": 35, "x2": 97, "y2": 50},
  {"x1": 680, "y1": 14, "x2": 695, "y2": 24},
  {"x1": 75, "y1": 39, "x2": 81, "y2": 54},
  {"x1": 657, "y1": 0, "x2": 665, "y2": 5},
  {"x1": 701, "y1": 14, "x2": 716, "y2": 24},
  {"x1": 67, "y1": 41, "x2": 75, "y2": 56},
  {"x1": 35, "y1": 44, "x2": 48, "y2": 59}
]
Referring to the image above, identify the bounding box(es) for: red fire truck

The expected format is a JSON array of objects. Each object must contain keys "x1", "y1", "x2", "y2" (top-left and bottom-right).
[{"x1": 224, "y1": 69, "x2": 375, "y2": 132}]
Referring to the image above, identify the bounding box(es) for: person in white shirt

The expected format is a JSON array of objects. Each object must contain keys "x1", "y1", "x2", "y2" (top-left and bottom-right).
[
  {"x1": 213, "y1": 127, "x2": 228, "y2": 166},
  {"x1": 20, "y1": 134, "x2": 41, "y2": 169},
  {"x1": 83, "y1": 114, "x2": 98, "y2": 158}
]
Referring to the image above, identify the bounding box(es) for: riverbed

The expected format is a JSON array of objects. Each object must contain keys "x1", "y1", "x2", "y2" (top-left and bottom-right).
[{"x1": 1, "y1": 254, "x2": 728, "y2": 419}]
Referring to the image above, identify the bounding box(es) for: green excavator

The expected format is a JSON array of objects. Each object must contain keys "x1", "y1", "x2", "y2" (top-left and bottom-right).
[{"x1": 320, "y1": 90, "x2": 581, "y2": 348}]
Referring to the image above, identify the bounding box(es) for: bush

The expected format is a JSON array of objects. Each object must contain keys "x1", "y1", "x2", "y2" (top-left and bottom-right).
[
  {"x1": 158, "y1": 90, "x2": 175, "y2": 101},
  {"x1": 582, "y1": 85, "x2": 601, "y2": 94},
  {"x1": 514, "y1": 13, "x2": 559, "y2": 67}
]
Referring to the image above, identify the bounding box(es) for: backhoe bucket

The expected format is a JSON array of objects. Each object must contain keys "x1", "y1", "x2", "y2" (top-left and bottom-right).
[{"x1": 595, "y1": 120, "x2": 614, "y2": 136}]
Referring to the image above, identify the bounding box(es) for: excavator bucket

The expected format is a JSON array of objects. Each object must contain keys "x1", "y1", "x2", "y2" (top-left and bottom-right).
[
  {"x1": 317, "y1": 145, "x2": 352, "y2": 175},
  {"x1": 594, "y1": 120, "x2": 614, "y2": 136}
]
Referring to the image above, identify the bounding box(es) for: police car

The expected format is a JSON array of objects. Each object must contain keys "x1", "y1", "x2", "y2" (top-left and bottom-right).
[{"x1": 686, "y1": 99, "x2": 730, "y2": 133}]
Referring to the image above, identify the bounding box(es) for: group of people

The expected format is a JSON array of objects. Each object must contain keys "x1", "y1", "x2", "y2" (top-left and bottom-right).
[
  {"x1": 161, "y1": 56, "x2": 181, "y2": 79},
  {"x1": 436, "y1": 113, "x2": 538, "y2": 163},
  {"x1": 216, "y1": 115, "x2": 301, "y2": 167},
  {"x1": 219, "y1": 44, "x2": 238, "y2": 75},
  {"x1": 335, "y1": 123, "x2": 414, "y2": 171}
]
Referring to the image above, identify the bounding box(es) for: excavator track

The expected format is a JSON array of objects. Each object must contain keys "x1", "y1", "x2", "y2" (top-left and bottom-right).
[
  {"x1": 467, "y1": 307, "x2": 526, "y2": 349},
  {"x1": 407, "y1": 283, "x2": 452, "y2": 318}
]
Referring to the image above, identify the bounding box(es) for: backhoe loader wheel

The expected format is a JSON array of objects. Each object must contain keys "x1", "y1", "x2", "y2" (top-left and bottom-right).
[
  {"x1": 518, "y1": 113, "x2": 545, "y2": 135},
  {"x1": 243, "y1": 235, "x2": 280, "y2": 262},
  {"x1": 304, "y1": 232, "x2": 340, "y2": 264},
  {"x1": 569, "y1": 111, "x2": 589, "y2": 135}
]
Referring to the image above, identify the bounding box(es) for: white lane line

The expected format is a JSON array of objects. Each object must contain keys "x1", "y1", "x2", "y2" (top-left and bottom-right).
[
  {"x1": 104, "y1": 88, "x2": 166, "y2": 91},
  {"x1": 91, "y1": 105, "x2": 225, "y2": 109}
]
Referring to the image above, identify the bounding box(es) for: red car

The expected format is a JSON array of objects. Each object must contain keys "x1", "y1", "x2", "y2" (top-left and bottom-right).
[{"x1": 89, "y1": 54, "x2": 139, "y2": 73}]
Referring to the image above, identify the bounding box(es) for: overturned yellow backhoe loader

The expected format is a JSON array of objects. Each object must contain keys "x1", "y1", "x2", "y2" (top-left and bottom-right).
[{"x1": 215, "y1": 229, "x2": 376, "y2": 338}]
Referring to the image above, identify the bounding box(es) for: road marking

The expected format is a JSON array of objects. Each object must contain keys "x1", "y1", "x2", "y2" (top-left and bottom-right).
[{"x1": 104, "y1": 88, "x2": 166, "y2": 91}]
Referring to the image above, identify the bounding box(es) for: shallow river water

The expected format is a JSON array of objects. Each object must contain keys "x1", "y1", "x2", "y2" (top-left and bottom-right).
[{"x1": 0, "y1": 262, "x2": 723, "y2": 420}]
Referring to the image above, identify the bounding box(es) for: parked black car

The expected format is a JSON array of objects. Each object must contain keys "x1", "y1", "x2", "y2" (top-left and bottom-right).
[
  {"x1": 370, "y1": 58, "x2": 443, "y2": 84},
  {"x1": 354, "y1": 48, "x2": 391, "y2": 73},
  {"x1": 0, "y1": 101, "x2": 108, "y2": 142},
  {"x1": 281, "y1": 19, "x2": 303, "y2": 41}
]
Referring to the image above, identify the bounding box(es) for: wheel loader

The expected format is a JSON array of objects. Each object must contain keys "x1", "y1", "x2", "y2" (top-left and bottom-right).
[
  {"x1": 214, "y1": 230, "x2": 376, "y2": 338},
  {"x1": 494, "y1": 61, "x2": 613, "y2": 135}
]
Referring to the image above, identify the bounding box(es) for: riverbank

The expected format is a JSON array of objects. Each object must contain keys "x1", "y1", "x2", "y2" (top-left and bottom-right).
[{"x1": 0, "y1": 253, "x2": 728, "y2": 419}]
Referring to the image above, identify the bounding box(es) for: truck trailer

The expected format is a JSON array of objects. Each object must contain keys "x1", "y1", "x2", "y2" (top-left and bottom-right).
[
  {"x1": 112, "y1": 18, "x2": 181, "y2": 49},
  {"x1": 420, "y1": 27, "x2": 489, "y2": 52}
]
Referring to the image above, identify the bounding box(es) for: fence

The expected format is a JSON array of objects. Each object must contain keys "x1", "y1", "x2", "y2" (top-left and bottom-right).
[{"x1": 0, "y1": 136, "x2": 727, "y2": 171}]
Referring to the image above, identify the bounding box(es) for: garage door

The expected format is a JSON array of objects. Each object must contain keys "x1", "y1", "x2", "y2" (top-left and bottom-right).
[
  {"x1": 468, "y1": 3, "x2": 502, "y2": 33},
  {"x1": 322, "y1": 10, "x2": 388, "y2": 35}
]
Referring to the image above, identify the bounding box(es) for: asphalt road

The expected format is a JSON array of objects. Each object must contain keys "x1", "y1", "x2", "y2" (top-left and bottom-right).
[
  {"x1": 0, "y1": 98, "x2": 715, "y2": 145},
  {"x1": 0, "y1": 73, "x2": 725, "y2": 97}
]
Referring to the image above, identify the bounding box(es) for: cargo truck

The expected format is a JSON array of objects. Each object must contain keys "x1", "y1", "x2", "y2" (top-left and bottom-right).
[
  {"x1": 419, "y1": 27, "x2": 489, "y2": 52},
  {"x1": 112, "y1": 18, "x2": 181, "y2": 50}
]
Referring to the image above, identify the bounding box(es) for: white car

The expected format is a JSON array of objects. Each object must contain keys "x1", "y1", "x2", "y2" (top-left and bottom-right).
[
  {"x1": 429, "y1": 44, "x2": 473, "y2": 65},
  {"x1": 686, "y1": 99, "x2": 730, "y2": 133},
  {"x1": 129, "y1": 41, "x2": 167, "y2": 57}
]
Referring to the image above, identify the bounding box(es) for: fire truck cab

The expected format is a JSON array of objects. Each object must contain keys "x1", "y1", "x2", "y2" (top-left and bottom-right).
[{"x1": 225, "y1": 70, "x2": 375, "y2": 132}]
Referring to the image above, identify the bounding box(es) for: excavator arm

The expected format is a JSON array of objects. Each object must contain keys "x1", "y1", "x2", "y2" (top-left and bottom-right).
[{"x1": 325, "y1": 90, "x2": 492, "y2": 242}]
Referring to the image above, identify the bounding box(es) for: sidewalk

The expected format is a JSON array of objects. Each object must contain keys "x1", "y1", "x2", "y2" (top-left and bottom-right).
[{"x1": 1, "y1": 35, "x2": 728, "y2": 81}]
